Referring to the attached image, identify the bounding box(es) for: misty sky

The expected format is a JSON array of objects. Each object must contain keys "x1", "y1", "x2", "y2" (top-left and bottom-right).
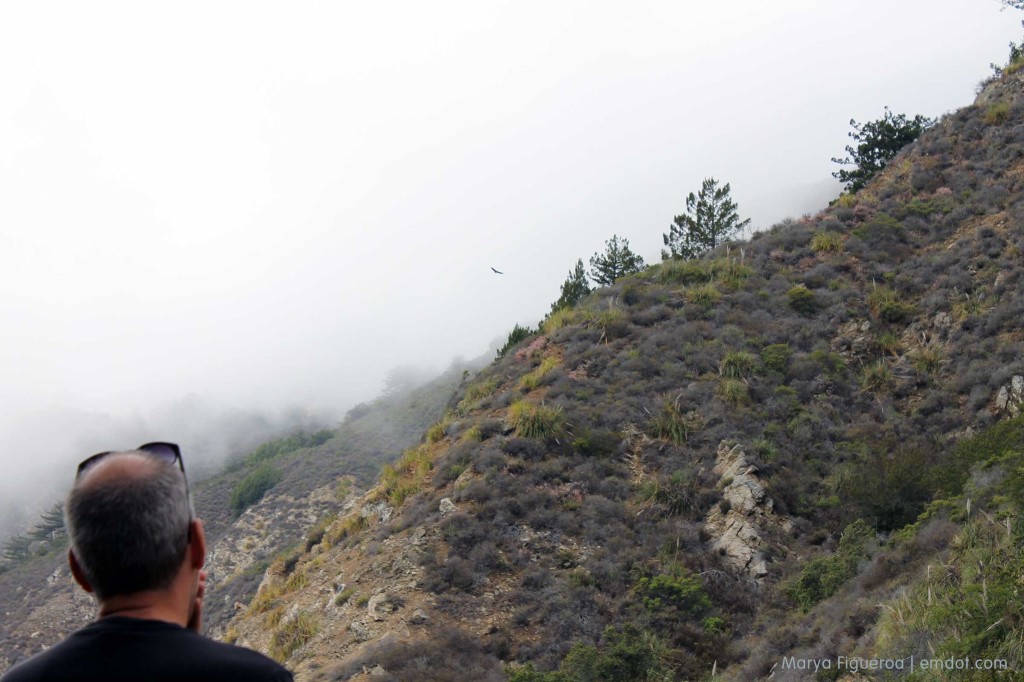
[{"x1": 0, "y1": 1, "x2": 1020, "y2": 522}]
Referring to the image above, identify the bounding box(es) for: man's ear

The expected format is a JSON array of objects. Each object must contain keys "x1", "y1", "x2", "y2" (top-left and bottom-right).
[
  {"x1": 68, "y1": 549, "x2": 94, "y2": 593},
  {"x1": 189, "y1": 519, "x2": 206, "y2": 570}
]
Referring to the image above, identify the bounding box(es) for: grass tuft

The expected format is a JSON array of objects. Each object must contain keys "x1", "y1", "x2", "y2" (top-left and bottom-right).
[
  {"x1": 519, "y1": 355, "x2": 560, "y2": 391},
  {"x1": 811, "y1": 231, "x2": 844, "y2": 253},
  {"x1": 508, "y1": 400, "x2": 563, "y2": 439},
  {"x1": 270, "y1": 611, "x2": 319, "y2": 662}
]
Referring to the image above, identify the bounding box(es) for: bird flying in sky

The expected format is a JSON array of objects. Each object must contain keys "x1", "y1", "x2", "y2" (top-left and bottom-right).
[{"x1": 491, "y1": 267, "x2": 504, "y2": 275}]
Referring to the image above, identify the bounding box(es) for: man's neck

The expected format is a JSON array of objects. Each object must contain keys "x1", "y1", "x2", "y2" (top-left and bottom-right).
[{"x1": 98, "y1": 591, "x2": 188, "y2": 627}]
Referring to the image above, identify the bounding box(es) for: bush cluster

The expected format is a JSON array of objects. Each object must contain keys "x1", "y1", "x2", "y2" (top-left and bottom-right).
[{"x1": 230, "y1": 462, "x2": 282, "y2": 515}]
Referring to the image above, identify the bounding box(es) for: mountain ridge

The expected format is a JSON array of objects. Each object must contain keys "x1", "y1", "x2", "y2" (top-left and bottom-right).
[{"x1": 219, "y1": 66, "x2": 1024, "y2": 680}]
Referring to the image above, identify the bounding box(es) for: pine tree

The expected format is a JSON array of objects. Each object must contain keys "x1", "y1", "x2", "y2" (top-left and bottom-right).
[
  {"x1": 29, "y1": 501, "x2": 65, "y2": 540},
  {"x1": 831, "y1": 107, "x2": 933, "y2": 192},
  {"x1": 662, "y1": 178, "x2": 750, "y2": 260},
  {"x1": 2, "y1": 534, "x2": 31, "y2": 563},
  {"x1": 551, "y1": 259, "x2": 591, "y2": 312},
  {"x1": 589, "y1": 235, "x2": 645, "y2": 286}
]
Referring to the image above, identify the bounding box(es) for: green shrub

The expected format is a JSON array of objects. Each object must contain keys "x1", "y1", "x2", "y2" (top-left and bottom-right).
[
  {"x1": 867, "y1": 286, "x2": 914, "y2": 323},
  {"x1": 719, "y1": 350, "x2": 758, "y2": 379},
  {"x1": 593, "y1": 308, "x2": 629, "y2": 339},
  {"x1": 786, "y1": 520, "x2": 873, "y2": 611},
  {"x1": 949, "y1": 414, "x2": 1024, "y2": 496},
  {"x1": 787, "y1": 284, "x2": 817, "y2": 314},
  {"x1": 231, "y1": 462, "x2": 282, "y2": 515},
  {"x1": 570, "y1": 429, "x2": 620, "y2": 457},
  {"x1": 686, "y1": 283, "x2": 721, "y2": 306},
  {"x1": 718, "y1": 378, "x2": 750, "y2": 406},
  {"x1": 860, "y1": 360, "x2": 892, "y2": 391},
  {"x1": 901, "y1": 196, "x2": 954, "y2": 217},
  {"x1": 1, "y1": 534, "x2": 31, "y2": 563},
  {"x1": 952, "y1": 294, "x2": 992, "y2": 321},
  {"x1": 911, "y1": 345, "x2": 943, "y2": 375},
  {"x1": 809, "y1": 348, "x2": 847, "y2": 379},
  {"x1": 702, "y1": 616, "x2": 727, "y2": 634},
  {"x1": 833, "y1": 193, "x2": 856, "y2": 208},
  {"x1": 389, "y1": 481, "x2": 420, "y2": 508},
  {"x1": 507, "y1": 625, "x2": 675, "y2": 682},
  {"x1": 542, "y1": 307, "x2": 581, "y2": 333},
  {"x1": 651, "y1": 470, "x2": 700, "y2": 517},
  {"x1": 508, "y1": 400, "x2": 563, "y2": 439},
  {"x1": 458, "y1": 377, "x2": 499, "y2": 414},
  {"x1": 811, "y1": 231, "x2": 844, "y2": 253},
  {"x1": 519, "y1": 356, "x2": 560, "y2": 391},
  {"x1": 244, "y1": 430, "x2": 333, "y2": 467},
  {"x1": 635, "y1": 567, "x2": 711, "y2": 616},
  {"x1": 761, "y1": 343, "x2": 792, "y2": 374},
  {"x1": 656, "y1": 259, "x2": 713, "y2": 285},
  {"x1": 709, "y1": 256, "x2": 754, "y2": 289},
  {"x1": 876, "y1": 516, "x2": 1024, "y2": 669},
  {"x1": 425, "y1": 423, "x2": 447, "y2": 444},
  {"x1": 648, "y1": 400, "x2": 701, "y2": 445},
  {"x1": 752, "y1": 436, "x2": 777, "y2": 462},
  {"x1": 567, "y1": 568, "x2": 596, "y2": 588},
  {"x1": 875, "y1": 331, "x2": 902, "y2": 356},
  {"x1": 497, "y1": 324, "x2": 535, "y2": 359},
  {"x1": 464, "y1": 377, "x2": 498, "y2": 402}
]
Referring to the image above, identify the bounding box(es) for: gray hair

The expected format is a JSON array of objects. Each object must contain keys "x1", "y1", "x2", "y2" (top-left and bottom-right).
[{"x1": 65, "y1": 453, "x2": 193, "y2": 600}]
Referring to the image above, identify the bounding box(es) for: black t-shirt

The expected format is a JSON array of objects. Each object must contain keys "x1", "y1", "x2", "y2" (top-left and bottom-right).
[{"x1": 1, "y1": 617, "x2": 293, "y2": 682}]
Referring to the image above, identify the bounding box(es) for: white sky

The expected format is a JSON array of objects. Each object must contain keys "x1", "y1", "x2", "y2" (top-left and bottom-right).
[{"x1": 0, "y1": 1, "x2": 1020, "y2": 520}]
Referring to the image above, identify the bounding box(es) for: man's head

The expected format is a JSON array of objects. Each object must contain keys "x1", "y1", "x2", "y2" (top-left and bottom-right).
[{"x1": 65, "y1": 449, "x2": 195, "y2": 601}]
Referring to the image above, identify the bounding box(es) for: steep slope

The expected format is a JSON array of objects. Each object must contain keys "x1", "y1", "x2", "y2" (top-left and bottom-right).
[{"x1": 224, "y1": 68, "x2": 1024, "y2": 681}]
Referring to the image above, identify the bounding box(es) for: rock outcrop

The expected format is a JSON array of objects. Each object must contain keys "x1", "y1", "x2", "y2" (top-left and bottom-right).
[
  {"x1": 994, "y1": 374, "x2": 1024, "y2": 417},
  {"x1": 704, "y1": 441, "x2": 790, "y2": 580}
]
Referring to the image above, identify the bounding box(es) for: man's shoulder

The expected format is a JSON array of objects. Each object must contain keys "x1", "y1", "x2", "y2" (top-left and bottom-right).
[
  {"x1": 181, "y1": 628, "x2": 292, "y2": 676},
  {"x1": 1, "y1": 618, "x2": 292, "y2": 682}
]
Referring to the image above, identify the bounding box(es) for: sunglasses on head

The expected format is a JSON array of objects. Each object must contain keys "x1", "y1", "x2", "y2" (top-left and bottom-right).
[{"x1": 77, "y1": 442, "x2": 185, "y2": 479}]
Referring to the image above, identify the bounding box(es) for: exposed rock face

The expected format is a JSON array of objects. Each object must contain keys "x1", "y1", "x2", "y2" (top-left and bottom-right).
[
  {"x1": 994, "y1": 374, "x2": 1024, "y2": 417},
  {"x1": 832, "y1": 319, "x2": 873, "y2": 362},
  {"x1": 206, "y1": 485, "x2": 342, "y2": 590},
  {"x1": 704, "y1": 441, "x2": 790, "y2": 580},
  {"x1": 229, "y1": 512, "x2": 439, "y2": 681}
]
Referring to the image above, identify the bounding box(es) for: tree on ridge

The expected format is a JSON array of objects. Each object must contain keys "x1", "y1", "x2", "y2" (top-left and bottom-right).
[
  {"x1": 551, "y1": 259, "x2": 591, "y2": 313},
  {"x1": 831, "y1": 107, "x2": 934, "y2": 193},
  {"x1": 662, "y1": 178, "x2": 750, "y2": 260},
  {"x1": 590, "y1": 235, "x2": 645, "y2": 286}
]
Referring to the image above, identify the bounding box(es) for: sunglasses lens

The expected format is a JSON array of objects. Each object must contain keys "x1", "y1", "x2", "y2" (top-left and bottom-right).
[
  {"x1": 137, "y1": 443, "x2": 179, "y2": 463},
  {"x1": 77, "y1": 443, "x2": 184, "y2": 478},
  {"x1": 77, "y1": 451, "x2": 111, "y2": 477}
]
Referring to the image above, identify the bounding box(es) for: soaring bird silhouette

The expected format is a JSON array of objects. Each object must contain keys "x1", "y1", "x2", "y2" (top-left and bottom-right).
[{"x1": 491, "y1": 267, "x2": 504, "y2": 275}]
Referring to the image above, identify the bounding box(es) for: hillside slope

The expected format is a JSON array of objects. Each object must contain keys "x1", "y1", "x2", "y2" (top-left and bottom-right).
[{"x1": 223, "y1": 68, "x2": 1024, "y2": 681}]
